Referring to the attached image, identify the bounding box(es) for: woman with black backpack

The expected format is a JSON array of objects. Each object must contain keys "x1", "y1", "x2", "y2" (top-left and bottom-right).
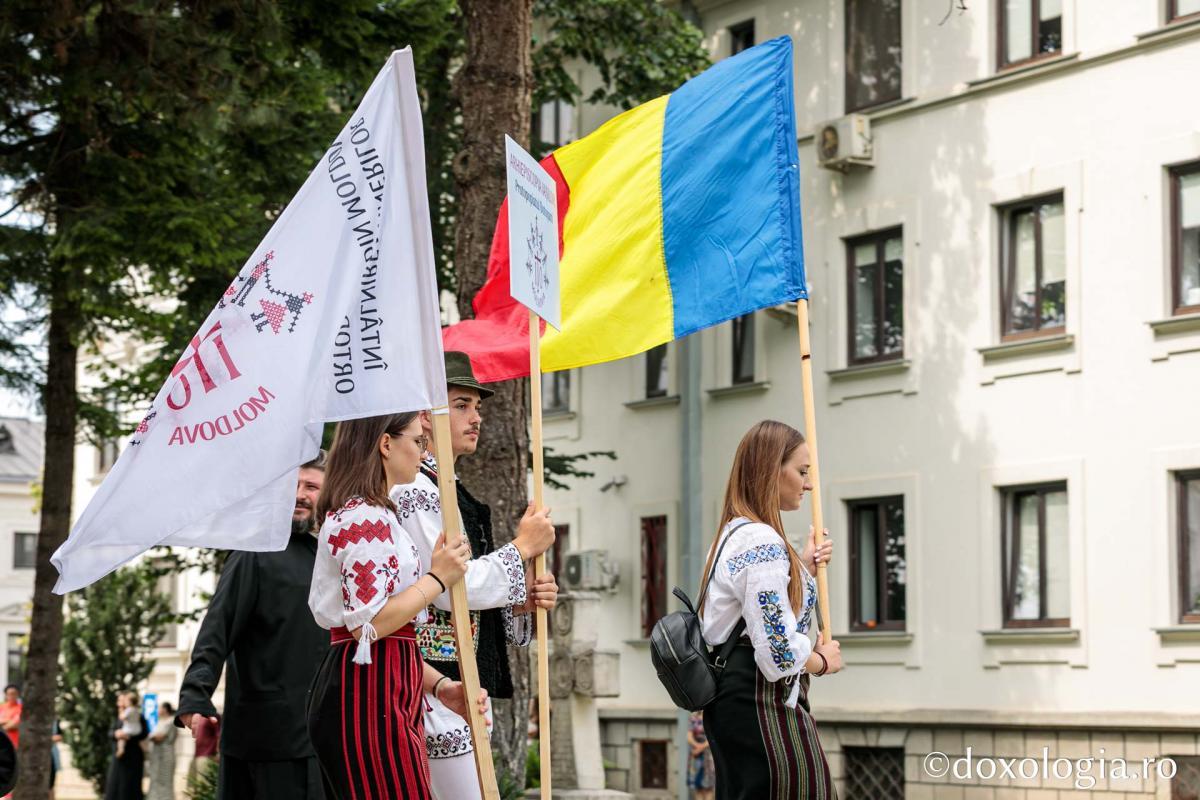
[{"x1": 699, "y1": 419, "x2": 842, "y2": 799}]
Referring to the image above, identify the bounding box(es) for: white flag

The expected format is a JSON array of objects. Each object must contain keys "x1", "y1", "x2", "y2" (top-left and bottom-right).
[{"x1": 52, "y1": 49, "x2": 447, "y2": 593}]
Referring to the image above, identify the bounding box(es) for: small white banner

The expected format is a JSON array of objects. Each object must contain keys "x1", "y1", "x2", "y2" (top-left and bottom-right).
[
  {"x1": 505, "y1": 135, "x2": 561, "y2": 330},
  {"x1": 52, "y1": 48, "x2": 447, "y2": 593}
]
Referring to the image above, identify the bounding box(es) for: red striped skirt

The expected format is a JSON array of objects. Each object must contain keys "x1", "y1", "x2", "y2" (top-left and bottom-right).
[{"x1": 307, "y1": 624, "x2": 431, "y2": 800}]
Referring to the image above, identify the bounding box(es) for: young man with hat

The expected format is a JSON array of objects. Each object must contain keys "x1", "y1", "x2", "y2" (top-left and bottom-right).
[{"x1": 392, "y1": 351, "x2": 557, "y2": 798}]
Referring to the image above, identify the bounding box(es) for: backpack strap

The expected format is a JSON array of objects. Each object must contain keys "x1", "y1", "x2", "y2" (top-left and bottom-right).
[{"x1": 700, "y1": 521, "x2": 755, "y2": 673}]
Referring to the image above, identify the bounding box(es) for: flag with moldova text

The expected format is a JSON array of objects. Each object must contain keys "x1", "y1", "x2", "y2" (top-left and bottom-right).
[
  {"x1": 443, "y1": 36, "x2": 806, "y2": 381},
  {"x1": 53, "y1": 49, "x2": 447, "y2": 593}
]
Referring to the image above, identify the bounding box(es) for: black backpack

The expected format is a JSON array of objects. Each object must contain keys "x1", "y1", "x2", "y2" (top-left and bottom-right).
[{"x1": 649, "y1": 522, "x2": 750, "y2": 711}]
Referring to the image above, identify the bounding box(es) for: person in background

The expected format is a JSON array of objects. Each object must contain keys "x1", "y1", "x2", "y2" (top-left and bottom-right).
[
  {"x1": 114, "y1": 691, "x2": 143, "y2": 760},
  {"x1": 176, "y1": 457, "x2": 329, "y2": 799},
  {"x1": 104, "y1": 691, "x2": 149, "y2": 800},
  {"x1": 686, "y1": 710, "x2": 714, "y2": 800},
  {"x1": 188, "y1": 715, "x2": 219, "y2": 785},
  {"x1": 148, "y1": 701, "x2": 178, "y2": 800},
  {"x1": 0, "y1": 686, "x2": 20, "y2": 748},
  {"x1": 49, "y1": 720, "x2": 63, "y2": 800}
]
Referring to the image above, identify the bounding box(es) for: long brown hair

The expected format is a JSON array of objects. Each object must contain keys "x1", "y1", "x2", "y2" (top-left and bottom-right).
[
  {"x1": 700, "y1": 420, "x2": 808, "y2": 614},
  {"x1": 316, "y1": 412, "x2": 419, "y2": 522}
]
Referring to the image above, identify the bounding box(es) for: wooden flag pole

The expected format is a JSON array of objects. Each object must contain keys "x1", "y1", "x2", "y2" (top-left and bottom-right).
[
  {"x1": 795, "y1": 299, "x2": 832, "y2": 634},
  {"x1": 529, "y1": 310, "x2": 553, "y2": 796},
  {"x1": 431, "y1": 409, "x2": 501, "y2": 800}
]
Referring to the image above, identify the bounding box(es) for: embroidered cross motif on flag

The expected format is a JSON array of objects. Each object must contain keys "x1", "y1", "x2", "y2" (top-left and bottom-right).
[{"x1": 52, "y1": 48, "x2": 447, "y2": 593}]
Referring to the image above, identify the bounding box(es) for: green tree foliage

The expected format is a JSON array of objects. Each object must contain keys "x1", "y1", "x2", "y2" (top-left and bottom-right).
[
  {"x1": 56, "y1": 561, "x2": 177, "y2": 796},
  {"x1": 0, "y1": 1, "x2": 707, "y2": 792}
]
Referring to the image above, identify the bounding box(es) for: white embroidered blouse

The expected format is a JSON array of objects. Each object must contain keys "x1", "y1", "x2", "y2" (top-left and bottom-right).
[
  {"x1": 308, "y1": 497, "x2": 428, "y2": 664},
  {"x1": 389, "y1": 459, "x2": 531, "y2": 647},
  {"x1": 699, "y1": 517, "x2": 818, "y2": 707}
]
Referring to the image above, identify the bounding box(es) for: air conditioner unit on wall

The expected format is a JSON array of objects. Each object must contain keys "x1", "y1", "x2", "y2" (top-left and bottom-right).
[
  {"x1": 563, "y1": 550, "x2": 619, "y2": 593},
  {"x1": 816, "y1": 114, "x2": 874, "y2": 172}
]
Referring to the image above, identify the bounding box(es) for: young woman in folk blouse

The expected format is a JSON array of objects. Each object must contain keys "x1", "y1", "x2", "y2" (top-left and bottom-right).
[
  {"x1": 307, "y1": 412, "x2": 476, "y2": 800},
  {"x1": 699, "y1": 419, "x2": 842, "y2": 800}
]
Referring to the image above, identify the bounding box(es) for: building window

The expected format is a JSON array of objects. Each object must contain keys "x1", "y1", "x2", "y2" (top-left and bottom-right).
[
  {"x1": 848, "y1": 497, "x2": 906, "y2": 631},
  {"x1": 1170, "y1": 755, "x2": 1200, "y2": 799},
  {"x1": 640, "y1": 515, "x2": 668, "y2": 638},
  {"x1": 844, "y1": 746, "x2": 905, "y2": 799},
  {"x1": 1171, "y1": 162, "x2": 1200, "y2": 314},
  {"x1": 6, "y1": 633, "x2": 25, "y2": 689},
  {"x1": 534, "y1": 99, "x2": 576, "y2": 154},
  {"x1": 638, "y1": 739, "x2": 670, "y2": 790},
  {"x1": 729, "y1": 19, "x2": 755, "y2": 55},
  {"x1": 96, "y1": 391, "x2": 121, "y2": 472},
  {"x1": 1000, "y1": 194, "x2": 1065, "y2": 340},
  {"x1": 645, "y1": 345, "x2": 669, "y2": 398},
  {"x1": 549, "y1": 523, "x2": 570, "y2": 575},
  {"x1": 845, "y1": 0, "x2": 902, "y2": 113},
  {"x1": 156, "y1": 569, "x2": 179, "y2": 648},
  {"x1": 542, "y1": 371, "x2": 570, "y2": 415},
  {"x1": 998, "y1": 0, "x2": 1062, "y2": 69},
  {"x1": 1002, "y1": 482, "x2": 1069, "y2": 627},
  {"x1": 1170, "y1": 0, "x2": 1200, "y2": 22},
  {"x1": 847, "y1": 228, "x2": 904, "y2": 364},
  {"x1": 1178, "y1": 471, "x2": 1200, "y2": 624},
  {"x1": 12, "y1": 532, "x2": 36, "y2": 570},
  {"x1": 731, "y1": 315, "x2": 756, "y2": 384}
]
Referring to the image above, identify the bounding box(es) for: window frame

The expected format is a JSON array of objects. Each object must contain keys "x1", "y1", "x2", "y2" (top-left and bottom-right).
[
  {"x1": 731, "y1": 314, "x2": 756, "y2": 385},
  {"x1": 12, "y1": 532, "x2": 36, "y2": 570},
  {"x1": 1001, "y1": 481, "x2": 1070, "y2": 628},
  {"x1": 998, "y1": 192, "x2": 1067, "y2": 341},
  {"x1": 6, "y1": 633, "x2": 25, "y2": 690},
  {"x1": 1169, "y1": 161, "x2": 1200, "y2": 316},
  {"x1": 996, "y1": 0, "x2": 1063, "y2": 71},
  {"x1": 645, "y1": 344, "x2": 669, "y2": 398},
  {"x1": 1168, "y1": 0, "x2": 1200, "y2": 23},
  {"x1": 843, "y1": 0, "x2": 904, "y2": 114},
  {"x1": 541, "y1": 370, "x2": 571, "y2": 416},
  {"x1": 846, "y1": 227, "x2": 905, "y2": 365},
  {"x1": 729, "y1": 19, "x2": 756, "y2": 56},
  {"x1": 640, "y1": 515, "x2": 669, "y2": 638},
  {"x1": 637, "y1": 739, "x2": 671, "y2": 790},
  {"x1": 1177, "y1": 470, "x2": 1200, "y2": 624},
  {"x1": 847, "y1": 495, "x2": 907, "y2": 632}
]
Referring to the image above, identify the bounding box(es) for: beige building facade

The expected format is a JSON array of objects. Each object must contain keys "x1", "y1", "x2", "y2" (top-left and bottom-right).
[{"x1": 542, "y1": 2, "x2": 1200, "y2": 798}]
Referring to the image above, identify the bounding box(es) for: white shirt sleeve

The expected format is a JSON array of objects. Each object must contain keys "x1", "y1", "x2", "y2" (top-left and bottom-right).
[
  {"x1": 322, "y1": 505, "x2": 406, "y2": 629},
  {"x1": 726, "y1": 526, "x2": 813, "y2": 689},
  {"x1": 391, "y1": 477, "x2": 528, "y2": 613}
]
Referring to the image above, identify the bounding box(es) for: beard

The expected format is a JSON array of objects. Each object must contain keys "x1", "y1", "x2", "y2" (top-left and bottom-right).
[{"x1": 291, "y1": 511, "x2": 314, "y2": 536}]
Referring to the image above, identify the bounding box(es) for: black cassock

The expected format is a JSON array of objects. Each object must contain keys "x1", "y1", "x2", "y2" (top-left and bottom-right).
[
  {"x1": 177, "y1": 531, "x2": 329, "y2": 799},
  {"x1": 104, "y1": 715, "x2": 149, "y2": 800}
]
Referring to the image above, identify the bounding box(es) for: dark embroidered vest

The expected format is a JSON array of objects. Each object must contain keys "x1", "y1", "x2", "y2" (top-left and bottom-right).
[{"x1": 417, "y1": 464, "x2": 515, "y2": 699}]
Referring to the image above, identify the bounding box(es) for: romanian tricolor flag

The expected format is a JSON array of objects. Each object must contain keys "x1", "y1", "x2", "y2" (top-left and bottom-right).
[{"x1": 444, "y1": 36, "x2": 806, "y2": 381}]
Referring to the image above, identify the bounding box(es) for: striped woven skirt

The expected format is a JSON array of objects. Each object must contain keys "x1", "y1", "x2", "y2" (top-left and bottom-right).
[
  {"x1": 704, "y1": 645, "x2": 837, "y2": 800},
  {"x1": 307, "y1": 625, "x2": 432, "y2": 800}
]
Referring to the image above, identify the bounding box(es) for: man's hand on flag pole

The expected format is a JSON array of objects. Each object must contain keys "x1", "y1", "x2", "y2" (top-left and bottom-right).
[{"x1": 513, "y1": 502, "x2": 555, "y2": 561}]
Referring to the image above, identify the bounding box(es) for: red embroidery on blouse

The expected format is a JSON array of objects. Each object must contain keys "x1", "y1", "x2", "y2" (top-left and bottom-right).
[
  {"x1": 350, "y1": 560, "x2": 379, "y2": 605},
  {"x1": 328, "y1": 518, "x2": 391, "y2": 556}
]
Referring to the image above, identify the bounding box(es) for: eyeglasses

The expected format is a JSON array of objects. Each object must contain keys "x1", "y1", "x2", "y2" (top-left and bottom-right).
[{"x1": 395, "y1": 432, "x2": 429, "y2": 452}]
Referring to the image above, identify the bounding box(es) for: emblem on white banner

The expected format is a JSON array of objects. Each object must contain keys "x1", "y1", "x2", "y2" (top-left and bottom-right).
[{"x1": 505, "y1": 135, "x2": 561, "y2": 330}]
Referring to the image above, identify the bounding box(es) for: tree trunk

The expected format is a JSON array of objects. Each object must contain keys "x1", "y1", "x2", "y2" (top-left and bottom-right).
[
  {"x1": 453, "y1": 0, "x2": 534, "y2": 784},
  {"x1": 14, "y1": 279, "x2": 80, "y2": 800}
]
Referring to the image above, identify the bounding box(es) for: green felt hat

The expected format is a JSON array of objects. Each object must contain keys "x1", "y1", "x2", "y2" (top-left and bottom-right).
[{"x1": 444, "y1": 351, "x2": 495, "y2": 399}]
